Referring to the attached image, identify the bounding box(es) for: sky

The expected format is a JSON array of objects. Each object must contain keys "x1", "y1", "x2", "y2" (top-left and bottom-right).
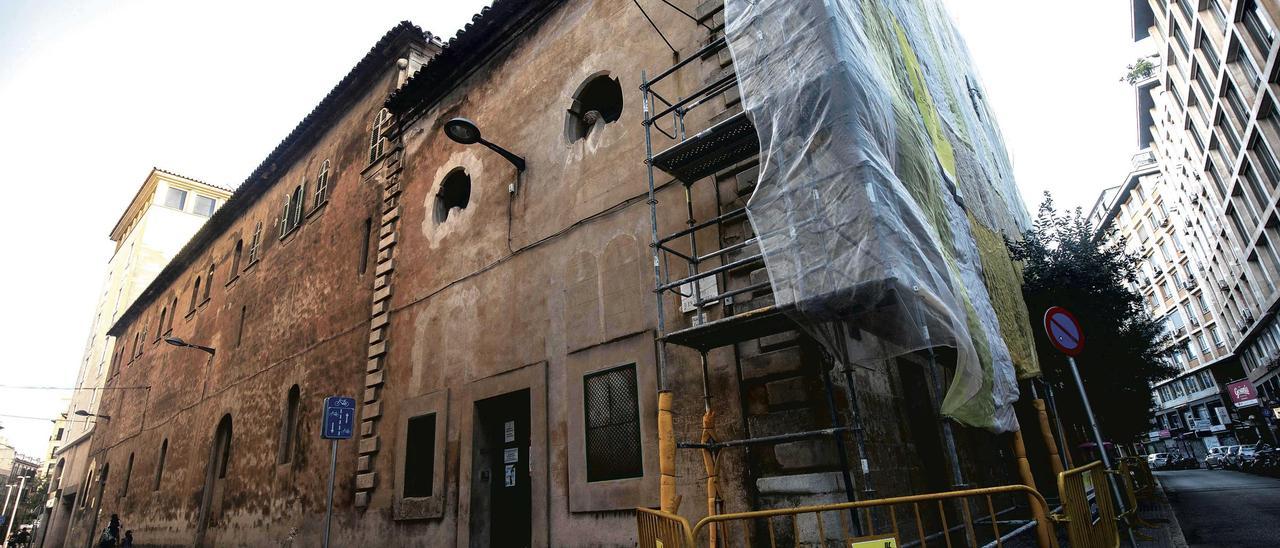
[{"x1": 0, "y1": 0, "x2": 1139, "y2": 458}]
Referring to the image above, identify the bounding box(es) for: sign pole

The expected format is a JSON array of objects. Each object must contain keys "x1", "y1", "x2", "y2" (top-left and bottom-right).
[
  {"x1": 1046, "y1": 306, "x2": 1138, "y2": 548},
  {"x1": 1066, "y1": 356, "x2": 1137, "y2": 548},
  {"x1": 323, "y1": 439, "x2": 337, "y2": 548},
  {"x1": 319, "y1": 395, "x2": 354, "y2": 548}
]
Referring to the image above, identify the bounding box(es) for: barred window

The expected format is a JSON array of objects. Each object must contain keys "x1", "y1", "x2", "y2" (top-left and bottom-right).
[{"x1": 584, "y1": 364, "x2": 643, "y2": 482}]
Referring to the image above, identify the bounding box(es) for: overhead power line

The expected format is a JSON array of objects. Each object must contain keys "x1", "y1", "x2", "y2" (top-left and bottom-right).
[{"x1": 0, "y1": 384, "x2": 150, "y2": 391}]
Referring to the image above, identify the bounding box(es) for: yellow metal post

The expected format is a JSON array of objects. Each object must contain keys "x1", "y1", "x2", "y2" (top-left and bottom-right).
[
  {"x1": 700, "y1": 409, "x2": 719, "y2": 547},
  {"x1": 659, "y1": 391, "x2": 679, "y2": 513},
  {"x1": 1013, "y1": 429, "x2": 1053, "y2": 548},
  {"x1": 1033, "y1": 398, "x2": 1066, "y2": 477}
]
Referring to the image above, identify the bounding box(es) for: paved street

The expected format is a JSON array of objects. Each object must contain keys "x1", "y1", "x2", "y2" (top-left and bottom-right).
[{"x1": 1156, "y1": 469, "x2": 1280, "y2": 547}]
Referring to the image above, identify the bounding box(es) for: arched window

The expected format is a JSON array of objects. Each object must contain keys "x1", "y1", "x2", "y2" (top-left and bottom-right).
[
  {"x1": 231, "y1": 239, "x2": 243, "y2": 275},
  {"x1": 204, "y1": 263, "x2": 215, "y2": 301},
  {"x1": 190, "y1": 277, "x2": 201, "y2": 311},
  {"x1": 121, "y1": 452, "x2": 134, "y2": 498},
  {"x1": 290, "y1": 183, "x2": 305, "y2": 227},
  {"x1": 247, "y1": 222, "x2": 262, "y2": 264},
  {"x1": 281, "y1": 184, "x2": 305, "y2": 237},
  {"x1": 314, "y1": 159, "x2": 331, "y2": 205},
  {"x1": 153, "y1": 439, "x2": 167, "y2": 491},
  {"x1": 565, "y1": 73, "x2": 623, "y2": 142},
  {"x1": 278, "y1": 385, "x2": 301, "y2": 464},
  {"x1": 156, "y1": 308, "x2": 167, "y2": 341},
  {"x1": 434, "y1": 168, "x2": 471, "y2": 224},
  {"x1": 369, "y1": 108, "x2": 390, "y2": 163},
  {"x1": 213, "y1": 415, "x2": 233, "y2": 479},
  {"x1": 279, "y1": 192, "x2": 292, "y2": 239},
  {"x1": 167, "y1": 297, "x2": 177, "y2": 332}
]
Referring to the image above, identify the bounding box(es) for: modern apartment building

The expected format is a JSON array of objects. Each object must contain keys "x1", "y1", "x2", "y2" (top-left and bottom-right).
[
  {"x1": 1121, "y1": 0, "x2": 1280, "y2": 449},
  {"x1": 40, "y1": 168, "x2": 229, "y2": 548},
  {"x1": 1090, "y1": 153, "x2": 1246, "y2": 456}
]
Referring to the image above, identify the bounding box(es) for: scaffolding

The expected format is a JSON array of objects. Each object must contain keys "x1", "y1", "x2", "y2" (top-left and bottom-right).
[{"x1": 639, "y1": 14, "x2": 872, "y2": 536}]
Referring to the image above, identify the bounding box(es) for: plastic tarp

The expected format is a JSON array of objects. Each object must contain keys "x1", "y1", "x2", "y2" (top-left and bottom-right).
[{"x1": 725, "y1": 0, "x2": 1036, "y2": 432}]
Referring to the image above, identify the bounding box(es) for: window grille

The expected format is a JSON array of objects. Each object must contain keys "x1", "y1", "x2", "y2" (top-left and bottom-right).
[{"x1": 584, "y1": 364, "x2": 643, "y2": 482}]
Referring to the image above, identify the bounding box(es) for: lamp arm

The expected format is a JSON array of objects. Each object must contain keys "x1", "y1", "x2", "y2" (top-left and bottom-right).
[{"x1": 478, "y1": 138, "x2": 527, "y2": 172}]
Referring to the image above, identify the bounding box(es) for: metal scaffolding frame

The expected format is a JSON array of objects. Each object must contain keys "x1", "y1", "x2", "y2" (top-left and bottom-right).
[{"x1": 639, "y1": 25, "x2": 870, "y2": 534}]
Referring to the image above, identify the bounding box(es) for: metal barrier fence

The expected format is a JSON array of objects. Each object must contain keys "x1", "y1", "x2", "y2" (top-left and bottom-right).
[
  {"x1": 1113, "y1": 457, "x2": 1160, "y2": 534},
  {"x1": 1052, "y1": 461, "x2": 1119, "y2": 548},
  {"x1": 638, "y1": 507, "x2": 695, "y2": 548},
  {"x1": 638, "y1": 485, "x2": 1055, "y2": 548}
]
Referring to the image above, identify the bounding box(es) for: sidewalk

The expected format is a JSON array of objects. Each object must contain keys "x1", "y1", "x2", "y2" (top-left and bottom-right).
[{"x1": 1129, "y1": 476, "x2": 1188, "y2": 548}]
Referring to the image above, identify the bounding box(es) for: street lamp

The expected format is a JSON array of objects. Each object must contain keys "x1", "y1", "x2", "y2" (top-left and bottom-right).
[
  {"x1": 443, "y1": 117, "x2": 526, "y2": 172},
  {"x1": 165, "y1": 336, "x2": 216, "y2": 356},
  {"x1": 73, "y1": 410, "x2": 110, "y2": 420}
]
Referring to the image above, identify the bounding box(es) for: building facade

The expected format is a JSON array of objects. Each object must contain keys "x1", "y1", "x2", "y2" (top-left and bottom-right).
[
  {"x1": 43, "y1": 401, "x2": 69, "y2": 478},
  {"x1": 1, "y1": 442, "x2": 39, "y2": 492},
  {"x1": 41, "y1": 169, "x2": 229, "y2": 548},
  {"x1": 73, "y1": 2, "x2": 1040, "y2": 547},
  {"x1": 1123, "y1": 0, "x2": 1280, "y2": 448},
  {"x1": 1090, "y1": 154, "x2": 1248, "y2": 457}
]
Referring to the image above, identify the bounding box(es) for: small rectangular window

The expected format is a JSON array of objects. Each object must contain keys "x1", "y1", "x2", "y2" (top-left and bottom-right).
[
  {"x1": 359, "y1": 218, "x2": 372, "y2": 274},
  {"x1": 163, "y1": 187, "x2": 187, "y2": 210},
  {"x1": 193, "y1": 195, "x2": 216, "y2": 217},
  {"x1": 584, "y1": 364, "x2": 643, "y2": 482},
  {"x1": 403, "y1": 413, "x2": 437, "y2": 497}
]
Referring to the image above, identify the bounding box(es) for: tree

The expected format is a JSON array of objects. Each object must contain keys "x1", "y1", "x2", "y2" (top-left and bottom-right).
[
  {"x1": 1120, "y1": 55, "x2": 1158, "y2": 85},
  {"x1": 1007, "y1": 193, "x2": 1177, "y2": 444}
]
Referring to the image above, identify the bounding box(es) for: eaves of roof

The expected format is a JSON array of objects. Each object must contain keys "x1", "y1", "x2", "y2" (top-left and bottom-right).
[
  {"x1": 108, "y1": 21, "x2": 431, "y2": 337},
  {"x1": 386, "y1": 0, "x2": 564, "y2": 118}
]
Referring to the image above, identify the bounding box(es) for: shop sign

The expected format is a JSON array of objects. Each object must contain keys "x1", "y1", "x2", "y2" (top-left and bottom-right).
[{"x1": 1228, "y1": 380, "x2": 1260, "y2": 408}]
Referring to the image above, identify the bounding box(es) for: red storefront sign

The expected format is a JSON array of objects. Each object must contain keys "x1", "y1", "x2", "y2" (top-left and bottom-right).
[{"x1": 1227, "y1": 380, "x2": 1260, "y2": 408}]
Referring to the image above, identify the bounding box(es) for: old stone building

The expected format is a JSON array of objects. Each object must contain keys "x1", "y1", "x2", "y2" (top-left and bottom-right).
[{"x1": 76, "y1": 1, "x2": 1039, "y2": 546}]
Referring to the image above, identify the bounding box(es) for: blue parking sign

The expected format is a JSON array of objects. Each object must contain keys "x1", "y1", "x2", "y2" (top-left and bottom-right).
[{"x1": 322, "y1": 396, "x2": 356, "y2": 440}]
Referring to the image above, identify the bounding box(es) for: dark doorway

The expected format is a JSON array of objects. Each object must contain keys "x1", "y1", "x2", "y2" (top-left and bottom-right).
[
  {"x1": 898, "y1": 359, "x2": 950, "y2": 494},
  {"x1": 195, "y1": 415, "x2": 232, "y2": 547},
  {"x1": 469, "y1": 389, "x2": 531, "y2": 548}
]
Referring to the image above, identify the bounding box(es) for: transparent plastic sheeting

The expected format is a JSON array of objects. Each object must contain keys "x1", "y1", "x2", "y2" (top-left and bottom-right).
[{"x1": 725, "y1": 0, "x2": 1036, "y2": 432}]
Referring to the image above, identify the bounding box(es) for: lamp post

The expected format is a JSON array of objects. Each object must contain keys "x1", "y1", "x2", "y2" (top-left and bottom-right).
[
  {"x1": 443, "y1": 117, "x2": 527, "y2": 172},
  {"x1": 164, "y1": 337, "x2": 215, "y2": 356},
  {"x1": 73, "y1": 410, "x2": 110, "y2": 421},
  {"x1": 3, "y1": 475, "x2": 28, "y2": 548}
]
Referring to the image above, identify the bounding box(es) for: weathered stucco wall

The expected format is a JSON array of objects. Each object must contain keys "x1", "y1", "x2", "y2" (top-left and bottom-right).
[{"x1": 75, "y1": 2, "x2": 1028, "y2": 547}]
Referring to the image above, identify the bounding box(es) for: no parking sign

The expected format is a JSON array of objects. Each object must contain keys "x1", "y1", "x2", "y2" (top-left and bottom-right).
[{"x1": 1043, "y1": 306, "x2": 1084, "y2": 356}]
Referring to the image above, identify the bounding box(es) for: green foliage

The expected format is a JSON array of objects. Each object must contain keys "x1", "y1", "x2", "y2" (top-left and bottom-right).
[
  {"x1": 1121, "y1": 56, "x2": 1158, "y2": 85},
  {"x1": 1007, "y1": 193, "x2": 1178, "y2": 442}
]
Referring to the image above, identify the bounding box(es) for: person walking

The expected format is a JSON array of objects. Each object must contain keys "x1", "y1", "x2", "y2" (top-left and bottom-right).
[
  {"x1": 97, "y1": 514, "x2": 120, "y2": 548},
  {"x1": 120, "y1": 530, "x2": 133, "y2": 547}
]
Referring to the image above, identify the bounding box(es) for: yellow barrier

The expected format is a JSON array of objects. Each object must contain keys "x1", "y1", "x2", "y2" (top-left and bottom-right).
[
  {"x1": 1114, "y1": 457, "x2": 1160, "y2": 533},
  {"x1": 637, "y1": 507, "x2": 695, "y2": 548},
  {"x1": 636, "y1": 484, "x2": 1056, "y2": 547},
  {"x1": 1052, "y1": 461, "x2": 1119, "y2": 548}
]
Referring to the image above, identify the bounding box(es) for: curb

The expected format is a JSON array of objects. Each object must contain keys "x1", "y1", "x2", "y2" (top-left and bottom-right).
[{"x1": 1148, "y1": 475, "x2": 1189, "y2": 548}]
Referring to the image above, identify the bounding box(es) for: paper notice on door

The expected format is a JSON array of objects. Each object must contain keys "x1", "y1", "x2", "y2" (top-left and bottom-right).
[
  {"x1": 504, "y1": 464, "x2": 516, "y2": 487},
  {"x1": 504, "y1": 420, "x2": 515, "y2": 442},
  {"x1": 504, "y1": 447, "x2": 519, "y2": 464}
]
